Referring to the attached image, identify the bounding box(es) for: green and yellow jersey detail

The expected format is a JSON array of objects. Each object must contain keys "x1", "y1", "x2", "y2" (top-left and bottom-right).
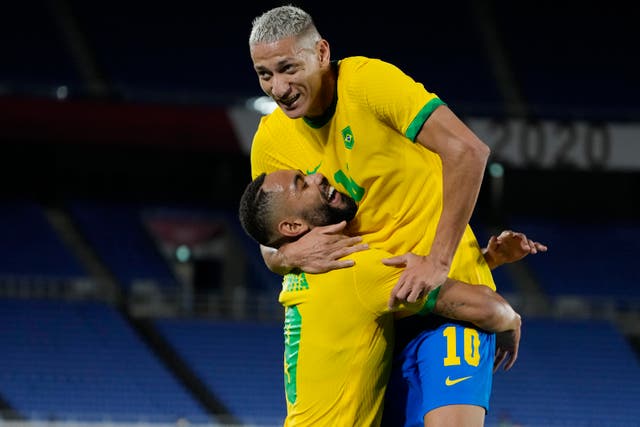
[
  {"x1": 251, "y1": 56, "x2": 494, "y2": 288},
  {"x1": 278, "y1": 249, "x2": 429, "y2": 426}
]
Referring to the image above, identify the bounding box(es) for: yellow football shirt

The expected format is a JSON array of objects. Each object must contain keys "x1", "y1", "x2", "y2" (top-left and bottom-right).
[
  {"x1": 279, "y1": 249, "x2": 428, "y2": 427},
  {"x1": 250, "y1": 56, "x2": 495, "y2": 288}
]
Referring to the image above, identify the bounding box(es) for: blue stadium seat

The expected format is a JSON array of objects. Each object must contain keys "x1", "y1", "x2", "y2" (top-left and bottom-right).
[
  {"x1": 65, "y1": 1, "x2": 258, "y2": 103},
  {"x1": 487, "y1": 318, "x2": 640, "y2": 427},
  {"x1": 155, "y1": 318, "x2": 285, "y2": 426},
  {"x1": 0, "y1": 298, "x2": 210, "y2": 423},
  {"x1": 68, "y1": 200, "x2": 178, "y2": 291},
  {"x1": 0, "y1": 201, "x2": 86, "y2": 279},
  {"x1": 508, "y1": 217, "x2": 640, "y2": 306}
]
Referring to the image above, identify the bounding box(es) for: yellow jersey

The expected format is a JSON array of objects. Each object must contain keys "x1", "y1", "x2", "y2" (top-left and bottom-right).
[
  {"x1": 279, "y1": 249, "x2": 428, "y2": 427},
  {"x1": 251, "y1": 56, "x2": 494, "y2": 288}
]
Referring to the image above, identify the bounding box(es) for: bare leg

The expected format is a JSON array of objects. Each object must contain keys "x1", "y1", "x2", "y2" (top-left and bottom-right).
[{"x1": 424, "y1": 404, "x2": 485, "y2": 427}]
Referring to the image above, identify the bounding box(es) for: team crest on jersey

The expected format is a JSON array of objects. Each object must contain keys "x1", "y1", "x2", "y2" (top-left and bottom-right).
[{"x1": 341, "y1": 126, "x2": 354, "y2": 149}]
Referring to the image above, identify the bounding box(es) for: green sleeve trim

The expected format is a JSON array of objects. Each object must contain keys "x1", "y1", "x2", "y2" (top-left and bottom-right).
[
  {"x1": 405, "y1": 98, "x2": 446, "y2": 142},
  {"x1": 418, "y1": 286, "x2": 442, "y2": 315}
]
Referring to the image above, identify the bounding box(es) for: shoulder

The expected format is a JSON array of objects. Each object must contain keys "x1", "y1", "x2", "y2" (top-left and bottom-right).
[
  {"x1": 338, "y1": 56, "x2": 404, "y2": 80},
  {"x1": 251, "y1": 110, "x2": 290, "y2": 156},
  {"x1": 255, "y1": 108, "x2": 289, "y2": 135},
  {"x1": 337, "y1": 56, "x2": 420, "y2": 103},
  {"x1": 250, "y1": 112, "x2": 290, "y2": 177}
]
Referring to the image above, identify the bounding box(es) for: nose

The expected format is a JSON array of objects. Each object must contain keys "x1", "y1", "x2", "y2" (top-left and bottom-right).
[{"x1": 270, "y1": 74, "x2": 291, "y2": 99}]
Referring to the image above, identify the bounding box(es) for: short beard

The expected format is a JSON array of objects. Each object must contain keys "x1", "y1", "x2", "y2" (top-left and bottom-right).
[{"x1": 304, "y1": 196, "x2": 358, "y2": 227}]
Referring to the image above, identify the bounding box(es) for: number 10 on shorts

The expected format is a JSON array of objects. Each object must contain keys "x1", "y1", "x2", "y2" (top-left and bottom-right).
[{"x1": 443, "y1": 326, "x2": 481, "y2": 367}]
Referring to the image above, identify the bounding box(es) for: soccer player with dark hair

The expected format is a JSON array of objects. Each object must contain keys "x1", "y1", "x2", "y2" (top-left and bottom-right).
[{"x1": 238, "y1": 170, "x2": 543, "y2": 426}]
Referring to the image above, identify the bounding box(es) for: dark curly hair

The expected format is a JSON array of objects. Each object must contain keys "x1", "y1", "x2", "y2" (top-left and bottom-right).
[{"x1": 238, "y1": 173, "x2": 277, "y2": 246}]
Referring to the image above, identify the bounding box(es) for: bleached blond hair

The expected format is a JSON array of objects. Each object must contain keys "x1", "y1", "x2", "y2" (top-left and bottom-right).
[{"x1": 249, "y1": 5, "x2": 321, "y2": 48}]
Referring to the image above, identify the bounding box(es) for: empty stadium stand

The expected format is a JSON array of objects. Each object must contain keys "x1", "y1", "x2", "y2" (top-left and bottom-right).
[
  {"x1": 0, "y1": 298, "x2": 211, "y2": 423},
  {"x1": 66, "y1": 200, "x2": 179, "y2": 292},
  {"x1": 154, "y1": 318, "x2": 285, "y2": 426},
  {"x1": 488, "y1": 318, "x2": 640, "y2": 427},
  {"x1": 508, "y1": 217, "x2": 640, "y2": 308},
  {"x1": 0, "y1": 201, "x2": 86, "y2": 281}
]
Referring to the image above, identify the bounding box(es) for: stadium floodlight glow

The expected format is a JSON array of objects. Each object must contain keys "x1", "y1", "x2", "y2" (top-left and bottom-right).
[
  {"x1": 175, "y1": 244, "x2": 191, "y2": 263},
  {"x1": 488, "y1": 162, "x2": 504, "y2": 178},
  {"x1": 247, "y1": 96, "x2": 277, "y2": 115},
  {"x1": 55, "y1": 85, "x2": 68, "y2": 100}
]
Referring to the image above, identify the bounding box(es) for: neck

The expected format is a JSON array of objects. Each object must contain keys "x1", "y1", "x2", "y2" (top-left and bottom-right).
[{"x1": 307, "y1": 63, "x2": 337, "y2": 118}]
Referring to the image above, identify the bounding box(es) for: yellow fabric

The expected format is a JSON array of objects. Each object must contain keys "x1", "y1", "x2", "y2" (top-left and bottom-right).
[
  {"x1": 250, "y1": 56, "x2": 496, "y2": 425},
  {"x1": 251, "y1": 56, "x2": 495, "y2": 288},
  {"x1": 279, "y1": 249, "x2": 426, "y2": 427}
]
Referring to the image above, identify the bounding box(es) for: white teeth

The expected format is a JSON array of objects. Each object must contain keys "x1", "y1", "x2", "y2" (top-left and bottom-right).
[
  {"x1": 281, "y1": 94, "x2": 299, "y2": 106},
  {"x1": 328, "y1": 187, "x2": 336, "y2": 200}
]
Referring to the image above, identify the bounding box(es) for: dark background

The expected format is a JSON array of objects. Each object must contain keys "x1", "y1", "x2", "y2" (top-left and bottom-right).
[{"x1": 1, "y1": 0, "x2": 638, "y2": 221}]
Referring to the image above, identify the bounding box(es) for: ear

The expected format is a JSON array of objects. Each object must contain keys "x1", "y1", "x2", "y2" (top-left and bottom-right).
[
  {"x1": 277, "y1": 218, "x2": 310, "y2": 238},
  {"x1": 317, "y1": 39, "x2": 331, "y2": 66}
]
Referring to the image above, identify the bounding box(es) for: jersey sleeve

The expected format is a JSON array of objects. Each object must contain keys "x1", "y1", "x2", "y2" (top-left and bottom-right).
[{"x1": 341, "y1": 57, "x2": 445, "y2": 142}]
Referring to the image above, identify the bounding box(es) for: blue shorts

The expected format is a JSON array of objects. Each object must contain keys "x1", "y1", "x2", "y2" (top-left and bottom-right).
[{"x1": 382, "y1": 318, "x2": 496, "y2": 427}]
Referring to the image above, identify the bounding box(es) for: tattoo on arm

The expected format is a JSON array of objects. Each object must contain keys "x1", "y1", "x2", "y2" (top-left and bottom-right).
[{"x1": 438, "y1": 300, "x2": 466, "y2": 319}]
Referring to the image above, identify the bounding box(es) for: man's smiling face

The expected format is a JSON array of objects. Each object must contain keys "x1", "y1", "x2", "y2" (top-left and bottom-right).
[{"x1": 262, "y1": 170, "x2": 358, "y2": 228}]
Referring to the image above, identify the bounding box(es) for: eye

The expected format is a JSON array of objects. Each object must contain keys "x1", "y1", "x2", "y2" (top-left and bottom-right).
[
  {"x1": 281, "y1": 64, "x2": 297, "y2": 74},
  {"x1": 298, "y1": 178, "x2": 308, "y2": 190},
  {"x1": 256, "y1": 70, "x2": 272, "y2": 80}
]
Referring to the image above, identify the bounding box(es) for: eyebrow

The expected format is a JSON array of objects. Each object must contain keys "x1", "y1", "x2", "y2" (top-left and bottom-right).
[{"x1": 255, "y1": 58, "x2": 295, "y2": 73}]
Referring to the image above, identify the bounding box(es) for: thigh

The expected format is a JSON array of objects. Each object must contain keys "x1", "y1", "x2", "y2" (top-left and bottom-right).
[
  {"x1": 424, "y1": 404, "x2": 486, "y2": 427},
  {"x1": 404, "y1": 322, "x2": 495, "y2": 425}
]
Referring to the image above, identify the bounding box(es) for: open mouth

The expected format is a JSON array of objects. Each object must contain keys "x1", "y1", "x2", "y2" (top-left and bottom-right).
[
  {"x1": 278, "y1": 93, "x2": 300, "y2": 108},
  {"x1": 318, "y1": 176, "x2": 339, "y2": 204},
  {"x1": 327, "y1": 186, "x2": 337, "y2": 202}
]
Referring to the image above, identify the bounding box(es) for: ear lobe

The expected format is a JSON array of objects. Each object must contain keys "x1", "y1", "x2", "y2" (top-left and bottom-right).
[{"x1": 278, "y1": 219, "x2": 310, "y2": 238}]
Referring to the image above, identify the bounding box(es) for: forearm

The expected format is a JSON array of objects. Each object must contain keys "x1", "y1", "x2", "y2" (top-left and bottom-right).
[
  {"x1": 431, "y1": 142, "x2": 489, "y2": 267},
  {"x1": 432, "y1": 280, "x2": 520, "y2": 333},
  {"x1": 417, "y1": 107, "x2": 490, "y2": 267}
]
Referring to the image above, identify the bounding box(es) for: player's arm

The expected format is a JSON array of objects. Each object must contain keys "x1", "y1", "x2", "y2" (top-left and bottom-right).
[
  {"x1": 430, "y1": 280, "x2": 520, "y2": 333},
  {"x1": 428, "y1": 280, "x2": 521, "y2": 371},
  {"x1": 388, "y1": 105, "x2": 490, "y2": 305},
  {"x1": 416, "y1": 104, "x2": 490, "y2": 275},
  {"x1": 259, "y1": 221, "x2": 368, "y2": 275}
]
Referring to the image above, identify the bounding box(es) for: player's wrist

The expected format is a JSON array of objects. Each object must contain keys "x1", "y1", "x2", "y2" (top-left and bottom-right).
[
  {"x1": 483, "y1": 249, "x2": 499, "y2": 270},
  {"x1": 426, "y1": 246, "x2": 454, "y2": 272},
  {"x1": 418, "y1": 286, "x2": 442, "y2": 315},
  {"x1": 269, "y1": 246, "x2": 296, "y2": 275}
]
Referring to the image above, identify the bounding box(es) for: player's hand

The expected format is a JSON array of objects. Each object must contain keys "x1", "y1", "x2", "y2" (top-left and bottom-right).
[
  {"x1": 484, "y1": 230, "x2": 547, "y2": 270},
  {"x1": 493, "y1": 315, "x2": 521, "y2": 372},
  {"x1": 279, "y1": 221, "x2": 368, "y2": 274},
  {"x1": 382, "y1": 252, "x2": 449, "y2": 308}
]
